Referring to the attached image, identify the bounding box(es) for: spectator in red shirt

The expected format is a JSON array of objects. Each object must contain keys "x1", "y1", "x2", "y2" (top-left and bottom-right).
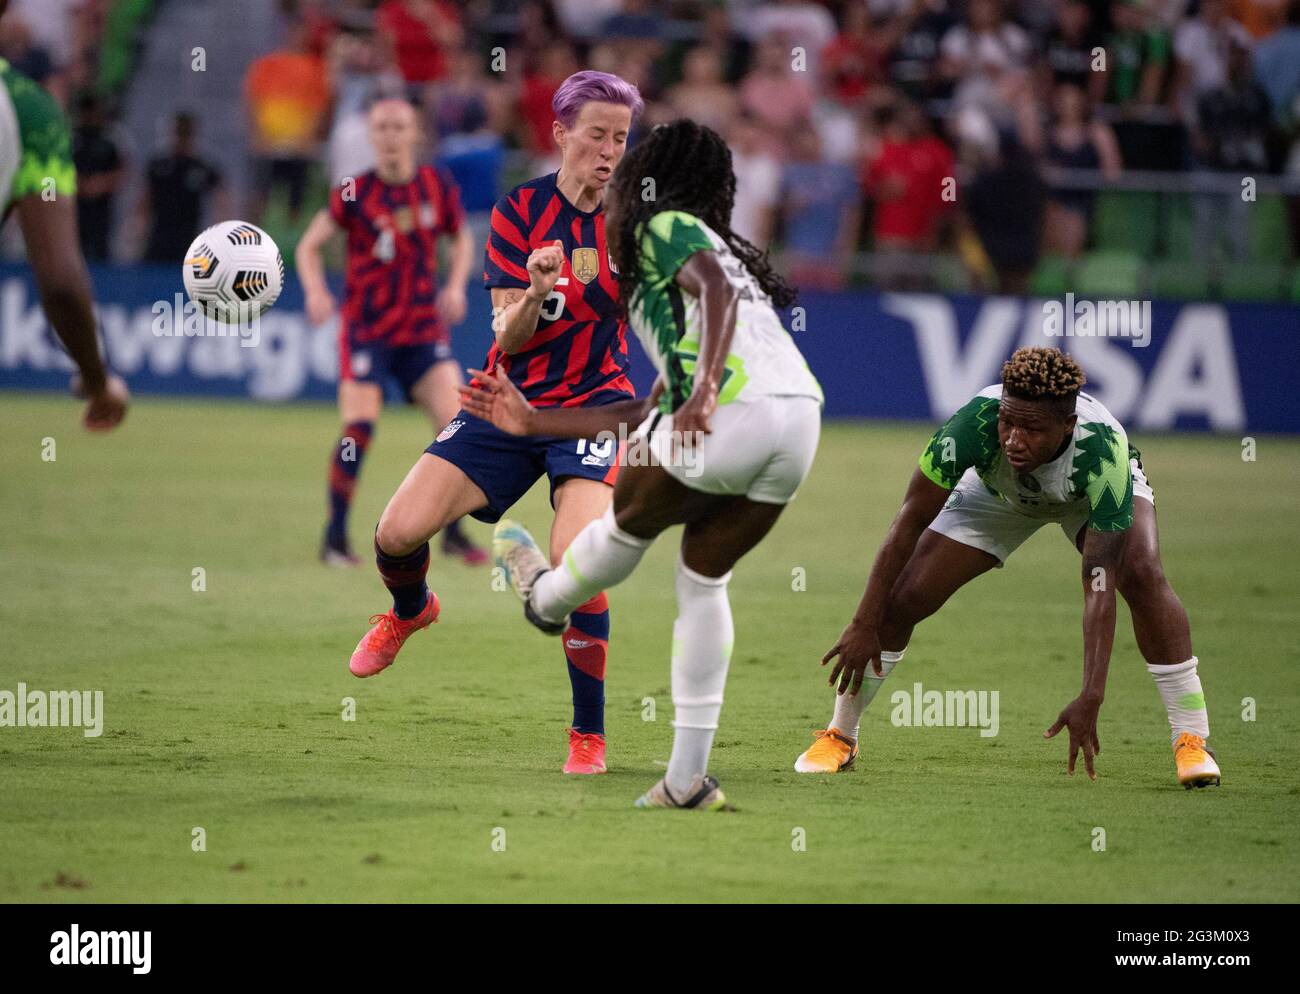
[
  {"x1": 822, "y1": 1, "x2": 888, "y2": 105},
  {"x1": 377, "y1": 0, "x2": 462, "y2": 87},
  {"x1": 297, "y1": 0, "x2": 338, "y2": 57},
  {"x1": 862, "y1": 99, "x2": 956, "y2": 287},
  {"x1": 863, "y1": 100, "x2": 955, "y2": 248},
  {"x1": 518, "y1": 44, "x2": 580, "y2": 169}
]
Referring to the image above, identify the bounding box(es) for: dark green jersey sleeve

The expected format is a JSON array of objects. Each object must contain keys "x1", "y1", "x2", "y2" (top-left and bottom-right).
[
  {"x1": 1070, "y1": 421, "x2": 1135, "y2": 531},
  {"x1": 918, "y1": 394, "x2": 1002, "y2": 489},
  {"x1": 1, "y1": 60, "x2": 76, "y2": 209}
]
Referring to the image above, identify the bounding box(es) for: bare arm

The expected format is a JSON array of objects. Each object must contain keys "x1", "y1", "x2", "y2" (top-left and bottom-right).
[
  {"x1": 1092, "y1": 122, "x2": 1123, "y2": 182},
  {"x1": 446, "y1": 225, "x2": 474, "y2": 290},
  {"x1": 16, "y1": 193, "x2": 128, "y2": 429},
  {"x1": 294, "y1": 208, "x2": 338, "y2": 299},
  {"x1": 823, "y1": 468, "x2": 950, "y2": 695},
  {"x1": 1043, "y1": 525, "x2": 1125, "y2": 779},
  {"x1": 295, "y1": 208, "x2": 339, "y2": 325},
  {"x1": 668, "y1": 249, "x2": 739, "y2": 439},
  {"x1": 490, "y1": 287, "x2": 543, "y2": 354},
  {"x1": 851, "y1": 469, "x2": 949, "y2": 631},
  {"x1": 489, "y1": 238, "x2": 565, "y2": 354},
  {"x1": 18, "y1": 194, "x2": 102, "y2": 386},
  {"x1": 434, "y1": 225, "x2": 475, "y2": 326},
  {"x1": 519, "y1": 396, "x2": 653, "y2": 439},
  {"x1": 459, "y1": 365, "x2": 661, "y2": 439},
  {"x1": 1079, "y1": 527, "x2": 1125, "y2": 704}
]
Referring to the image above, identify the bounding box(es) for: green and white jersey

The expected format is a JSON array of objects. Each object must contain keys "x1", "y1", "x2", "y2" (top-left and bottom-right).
[
  {"x1": 0, "y1": 57, "x2": 76, "y2": 217},
  {"x1": 630, "y1": 209, "x2": 823, "y2": 414},
  {"x1": 918, "y1": 385, "x2": 1137, "y2": 532}
]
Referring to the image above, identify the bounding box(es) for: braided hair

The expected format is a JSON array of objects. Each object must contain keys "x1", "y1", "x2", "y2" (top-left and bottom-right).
[{"x1": 606, "y1": 119, "x2": 796, "y2": 313}]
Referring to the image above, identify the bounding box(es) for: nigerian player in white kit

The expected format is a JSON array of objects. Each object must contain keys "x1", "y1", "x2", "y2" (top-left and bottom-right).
[
  {"x1": 799, "y1": 347, "x2": 1221, "y2": 789},
  {"x1": 460, "y1": 120, "x2": 823, "y2": 810}
]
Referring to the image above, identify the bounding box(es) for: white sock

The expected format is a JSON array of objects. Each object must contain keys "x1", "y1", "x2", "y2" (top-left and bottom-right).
[
  {"x1": 532, "y1": 507, "x2": 652, "y2": 623},
  {"x1": 665, "y1": 558, "x2": 734, "y2": 797},
  {"x1": 829, "y1": 649, "x2": 904, "y2": 740},
  {"x1": 1147, "y1": 657, "x2": 1210, "y2": 746}
]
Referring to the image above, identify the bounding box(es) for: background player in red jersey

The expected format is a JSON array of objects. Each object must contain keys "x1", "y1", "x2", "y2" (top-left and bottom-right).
[
  {"x1": 346, "y1": 71, "x2": 645, "y2": 776},
  {"x1": 296, "y1": 96, "x2": 485, "y2": 566}
]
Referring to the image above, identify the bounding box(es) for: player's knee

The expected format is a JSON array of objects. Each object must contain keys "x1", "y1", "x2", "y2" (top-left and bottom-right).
[
  {"x1": 374, "y1": 511, "x2": 425, "y2": 557},
  {"x1": 1117, "y1": 552, "x2": 1167, "y2": 601}
]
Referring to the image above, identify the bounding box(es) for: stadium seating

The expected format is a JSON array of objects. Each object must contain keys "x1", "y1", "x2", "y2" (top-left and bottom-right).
[
  {"x1": 1074, "y1": 251, "x2": 1143, "y2": 297},
  {"x1": 1221, "y1": 261, "x2": 1288, "y2": 302},
  {"x1": 1093, "y1": 191, "x2": 1160, "y2": 257},
  {"x1": 1148, "y1": 259, "x2": 1212, "y2": 301},
  {"x1": 1031, "y1": 255, "x2": 1072, "y2": 297}
]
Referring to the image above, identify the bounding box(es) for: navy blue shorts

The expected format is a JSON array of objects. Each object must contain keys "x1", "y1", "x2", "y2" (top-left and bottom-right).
[
  {"x1": 341, "y1": 336, "x2": 455, "y2": 401},
  {"x1": 427, "y1": 410, "x2": 620, "y2": 523}
]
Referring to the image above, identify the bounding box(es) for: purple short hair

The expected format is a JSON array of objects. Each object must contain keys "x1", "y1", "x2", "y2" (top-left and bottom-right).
[{"x1": 552, "y1": 71, "x2": 644, "y2": 130}]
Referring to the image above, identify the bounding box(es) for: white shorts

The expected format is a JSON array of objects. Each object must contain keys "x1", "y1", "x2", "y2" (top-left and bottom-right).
[
  {"x1": 630, "y1": 394, "x2": 821, "y2": 504},
  {"x1": 928, "y1": 459, "x2": 1154, "y2": 564}
]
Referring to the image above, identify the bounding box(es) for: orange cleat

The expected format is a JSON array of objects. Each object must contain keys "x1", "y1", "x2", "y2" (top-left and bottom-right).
[
  {"x1": 348, "y1": 592, "x2": 439, "y2": 678},
  {"x1": 794, "y1": 728, "x2": 858, "y2": 773},
  {"x1": 1174, "y1": 731, "x2": 1221, "y2": 789},
  {"x1": 563, "y1": 728, "x2": 607, "y2": 774}
]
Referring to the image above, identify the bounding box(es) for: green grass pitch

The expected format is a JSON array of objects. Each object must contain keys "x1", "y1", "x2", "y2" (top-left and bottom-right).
[{"x1": 2, "y1": 393, "x2": 1298, "y2": 903}]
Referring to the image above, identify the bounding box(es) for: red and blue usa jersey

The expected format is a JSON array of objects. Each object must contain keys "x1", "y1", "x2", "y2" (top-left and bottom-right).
[
  {"x1": 328, "y1": 165, "x2": 464, "y2": 346},
  {"x1": 481, "y1": 172, "x2": 633, "y2": 408}
]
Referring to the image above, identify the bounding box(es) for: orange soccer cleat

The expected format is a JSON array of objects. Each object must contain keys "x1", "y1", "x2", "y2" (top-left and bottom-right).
[
  {"x1": 1174, "y1": 731, "x2": 1221, "y2": 789},
  {"x1": 794, "y1": 728, "x2": 859, "y2": 773},
  {"x1": 348, "y1": 592, "x2": 440, "y2": 678}
]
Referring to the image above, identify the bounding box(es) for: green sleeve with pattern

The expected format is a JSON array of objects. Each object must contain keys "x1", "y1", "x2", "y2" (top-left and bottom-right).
[
  {"x1": 5, "y1": 65, "x2": 76, "y2": 206},
  {"x1": 918, "y1": 395, "x2": 1001, "y2": 490},
  {"x1": 637, "y1": 210, "x2": 715, "y2": 285},
  {"x1": 1071, "y1": 422, "x2": 1134, "y2": 531}
]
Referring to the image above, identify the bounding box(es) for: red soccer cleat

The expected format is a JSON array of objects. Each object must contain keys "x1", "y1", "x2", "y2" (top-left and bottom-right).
[
  {"x1": 348, "y1": 592, "x2": 440, "y2": 678},
  {"x1": 564, "y1": 728, "x2": 607, "y2": 775}
]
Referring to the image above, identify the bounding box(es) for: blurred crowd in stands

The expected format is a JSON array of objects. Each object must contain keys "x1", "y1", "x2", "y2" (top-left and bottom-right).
[{"x1": 4, "y1": 0, "x2": 1300, "y2": 295}]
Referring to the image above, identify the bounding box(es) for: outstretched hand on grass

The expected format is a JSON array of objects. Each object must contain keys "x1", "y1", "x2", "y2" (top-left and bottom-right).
[
  {"x1": 1044, "y1": 693, "x2": 1102, "y2": 780},
  {"x1": 459, "y1": 366, "x2": 534, "y2": 436}
]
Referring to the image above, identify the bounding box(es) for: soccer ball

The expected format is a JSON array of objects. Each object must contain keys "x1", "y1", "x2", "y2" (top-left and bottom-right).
[{"x1": 182, "y1": 220, "x2": 284, "y2": 323}]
